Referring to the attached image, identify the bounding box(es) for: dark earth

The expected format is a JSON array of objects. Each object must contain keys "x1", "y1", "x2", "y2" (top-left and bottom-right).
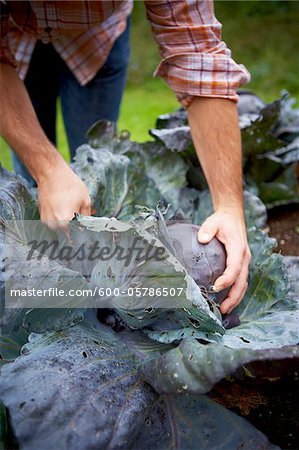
[
  {"x1": 268, "y1": 204, "x2": 299, "y2": 256},
  {"x1": 209, "y1": 364, "x2": 299, "y2": 450}
]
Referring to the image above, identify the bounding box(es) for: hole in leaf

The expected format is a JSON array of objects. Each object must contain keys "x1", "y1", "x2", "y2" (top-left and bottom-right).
[
  {"x1": 19, "y1": 402, "x2": 26, "y2": 409},
  {"x1": 188, "y1": 318, "x2": 200, "y2": 328},
  {"x1": 82, "y1": 351, "x2": 88, "y2": 358},
  {"x1": 240, "y1": 337, "x2": 250, "y2": 343}
]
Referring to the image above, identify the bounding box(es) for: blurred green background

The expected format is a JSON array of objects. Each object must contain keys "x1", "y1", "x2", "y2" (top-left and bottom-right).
[{"x1": 1, "y1": 0, "x2": 299, "y2": 170}]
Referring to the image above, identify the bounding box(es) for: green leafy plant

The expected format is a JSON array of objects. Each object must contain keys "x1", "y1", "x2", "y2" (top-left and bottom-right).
[{"x1": 0, "y1": 118, "x2": 298, "y2": 449}]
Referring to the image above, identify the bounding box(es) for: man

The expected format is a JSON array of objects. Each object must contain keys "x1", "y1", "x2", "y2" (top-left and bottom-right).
[{"x1": 0, "y1": 0, "x2": 251, "y2": 315}]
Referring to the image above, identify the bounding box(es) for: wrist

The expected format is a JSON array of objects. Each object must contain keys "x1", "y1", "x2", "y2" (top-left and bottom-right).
[
  {"x1": 212, "y1": 191, "x2": 244, "y2": 217},
  {"x1": 214, "y1": 203, "x2": 245, "y2": 220},
  {"x1": 34, "y1": 148, "x2": 68, "y2": 186}
]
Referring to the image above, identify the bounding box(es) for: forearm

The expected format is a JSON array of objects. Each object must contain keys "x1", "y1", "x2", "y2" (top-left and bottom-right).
[
  {"x1": 0, "y1": 64, "x2": 91, "y2": 226},
  {"x1": 188, "y1": 97, "x2": 250, "y2": 313},
  {"x1": 187, "y1": 97, "x2": 244, "y2": 217},
  {"x1": 0, "y1": 63, "x2": 66, "y2": 183}
]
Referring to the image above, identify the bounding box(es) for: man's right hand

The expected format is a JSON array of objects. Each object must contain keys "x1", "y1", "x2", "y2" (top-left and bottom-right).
[{"x1": 37, "y1": 162, "x2": 91, "y2": 230}]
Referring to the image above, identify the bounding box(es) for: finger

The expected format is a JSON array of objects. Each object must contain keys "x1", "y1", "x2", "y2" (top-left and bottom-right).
[
  {"x1": 80, "y1": 201, "x2": 92, "y2": 217},
  {"x1": 41, "y1": 217, "x2": 59, "y2": 231},
  {"x1": 197, "y1": 217, "x2": 218, "y2": 243},
  {"x1": 41, "y1": 215, "x2": 70, "y2": 233},
  {"x1": 220, "y1": 260, "x2": 249, "y2": 314},
  {"x1": 213, "y1": 240, "x2": 244, "y2": 291},
  {"x1": 221, "y1": 281, "x2": 248, "y2": 315},
  {"x1": 61, "y1": 223, "x2": 72, "y2": 245}
]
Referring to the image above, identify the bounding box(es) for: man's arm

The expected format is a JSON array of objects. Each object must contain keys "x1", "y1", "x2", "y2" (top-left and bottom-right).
[
  {"x1": 0, "y1": 63, "x2": 91, "y2": 228},
  {"x1": 145, "y1": 0, "x2": 251, "y2": 312},
  {"x1": 188, "y1": 97, "x2": 251, "y2": 314}
]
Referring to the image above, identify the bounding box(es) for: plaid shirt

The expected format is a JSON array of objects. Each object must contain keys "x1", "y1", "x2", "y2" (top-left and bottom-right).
[{"x1": 0, "y1": 0, "x2": 250, "y2": 107}]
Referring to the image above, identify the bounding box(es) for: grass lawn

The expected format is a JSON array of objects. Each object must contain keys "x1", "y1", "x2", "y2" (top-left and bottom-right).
[{"x1": 1, "y1": 1, "x2": 298, "y2": 171}]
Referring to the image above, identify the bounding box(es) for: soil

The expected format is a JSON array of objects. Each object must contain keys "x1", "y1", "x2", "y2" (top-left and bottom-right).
[
  {"x1": 209, "y1": 370, "x2": 299, "y2": 450},
  {"x1": 267, "y1": 204, "x2": 299, "y2": 256}
]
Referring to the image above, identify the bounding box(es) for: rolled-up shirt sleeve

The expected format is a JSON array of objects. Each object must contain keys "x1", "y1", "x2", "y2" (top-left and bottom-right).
[
  {"x1": 0, "y1": 1, "x2": 16, "y2": 67},
  {"x1": 145, "y1": 0, "x2": 250, "y2": 108}
]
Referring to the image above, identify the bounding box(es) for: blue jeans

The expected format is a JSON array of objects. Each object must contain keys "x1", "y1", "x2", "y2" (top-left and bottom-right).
[{"x1": 12, "y1": 18, "x2": 131, "y2": 186}]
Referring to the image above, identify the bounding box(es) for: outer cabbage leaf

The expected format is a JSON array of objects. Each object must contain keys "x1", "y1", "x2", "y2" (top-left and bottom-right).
[
  {"x1": 0, "y1": 318, "x2": 157, "y2": 450},
  {"x1": 86, "y1": 119, "x2": 133, "y2": 156},
  {"x1": 222, "y1": 240, "x2": 299, "y2": 350},
  {"x1": 0, "y1": 318, "x2": 277, "y2": 450},
  {"x1": 237, "y1": 90, "x2": 265, "y2": 115},
  {"x1": 193, "y1": 225, "x2": 298, "y2": 351},
  {"x1": 149, "y1": 126, "x2": 193, "y2": 152},
  {"x1": 0, "y1": 170, "x2": 86, "y2": 354},
  {"x1": 84, "y1": 121, "x2": 191, "y2": 214},
  {"x1": 133, "y1": 394, "x2": 278, "y2": 450},
  {"x1": 272, "y1": 137, "x2": 299, "y2": 164},
  {"x1": 1, "y1": 240, "x2": 87, "y2": 358},
  {"x1": 0, "y1": 166, "x2": 38, "y2": 241},
  {"x1": 143, "y1": 318, "x2": 223, "y2": 345},
  {"x1": 141, "y1": 338, "x2": 299, "y2": 394},
  {"x1": 258, "y1": 178, "x2": 299, "y2": 208},
  {"x1": 125, "y1": 141, "x2": 189, "y2": 205},
  {"x1": 283, "y1": 256, "x2": 299, "y2": 303},
  {"x1": 72, "y1": 144, "x2": 161, "y2": 220},
  {"x1": 155, "y1": 108, "x2": 188, "y2": 129},
  {"x1": 222, "y1": 310, "x2": 299, "y2": 350},
  {"x1": 86, "y1": 119, "x2": 116, "y2": 148},
  {"x1": 241, "y1": 99, "x2": 282, "y2": 157},
  {"x1": 245, "y1": 154, "x2": 285, "y2": 185},
  {"x1": 272, "y1": 91, "x2": 299, "y2": 143},
  {"x1": 235, "y1": 227, "x2": 290, "y2": 320}
]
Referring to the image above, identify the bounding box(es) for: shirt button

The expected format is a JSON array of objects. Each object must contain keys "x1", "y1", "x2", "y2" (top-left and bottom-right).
[{"x1": 45, "y1": 26, "x2": 52, "y2": 33}]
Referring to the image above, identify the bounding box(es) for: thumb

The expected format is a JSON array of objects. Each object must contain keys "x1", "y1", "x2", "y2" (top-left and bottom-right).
[{"x1": 197, "y1": 218, "x2": 218, "y2": 243}]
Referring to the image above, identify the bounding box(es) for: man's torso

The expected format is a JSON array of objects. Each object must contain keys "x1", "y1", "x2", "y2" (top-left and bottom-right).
[{"x1": 6, "y1": 0, "x2": 133, "y2": 84}]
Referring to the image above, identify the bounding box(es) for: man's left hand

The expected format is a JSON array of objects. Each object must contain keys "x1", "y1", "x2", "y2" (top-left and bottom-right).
[{"x1": 197, "y1": 209, "x2": 251, "y2": 314}]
